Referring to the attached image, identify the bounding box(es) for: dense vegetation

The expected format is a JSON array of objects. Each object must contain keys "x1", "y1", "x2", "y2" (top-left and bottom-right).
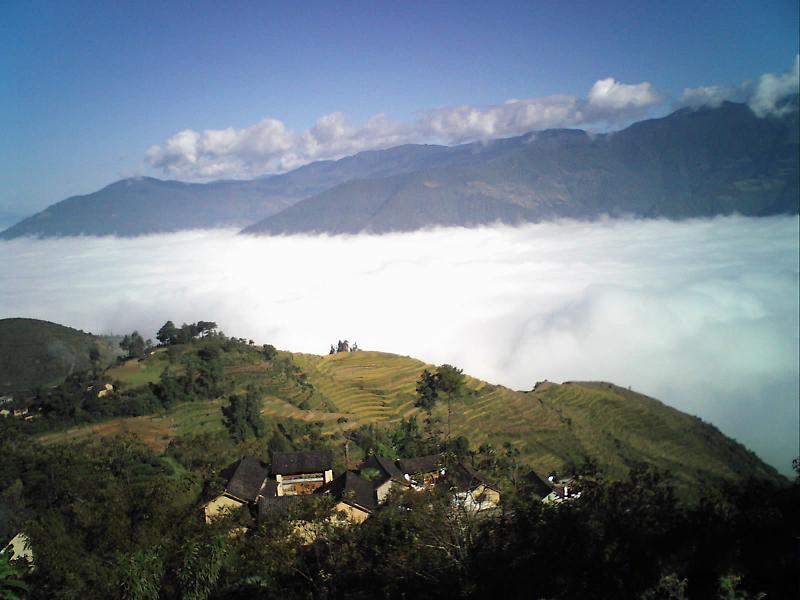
[
  {"x1": 0, "y1": 318, "x2": 118, "y2": 395},
  {"x1": 1, "y1": 427, "x2": 797, "y2": 599}
]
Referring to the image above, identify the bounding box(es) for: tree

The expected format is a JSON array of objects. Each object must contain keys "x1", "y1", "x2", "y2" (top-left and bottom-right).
[
  {"x1": 156, "y1": 321, "x2": 178, "y2": 345},
  {"x1": 195, "y1": 321, "x2": 217, "y2": 338},
  {"x1": 118, "y1": 547, "x2": 164, "y2": 600},
  {"x1": 414, "y1": 369, "x2": 439, "y2": 412},
  {"x1": 0, "y1": 551, "x2": 29, "y2": 600},
  {"x1": 222, "y1": 387, "x2": 266, "y2": 441},
  {"x1": 119, "y1": 331, "x2": 146, "y2": 359},
  {"x1": 436, "y1": 364, "x2": 464, "y2": 442},
  {"x1": 176, "y1": 323, "x2": 199, "y2": 344},
  {"x1": 177, "y1": 531, "x2": 229, "y2": 600},
  {"x1": 195, "y1": 347, "x2": 225, "y2": 399},
  {"x1": 89, "y1": 343, "x2": 102, "y2": 376}
]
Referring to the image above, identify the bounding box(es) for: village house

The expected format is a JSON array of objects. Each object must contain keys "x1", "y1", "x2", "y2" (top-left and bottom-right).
[
  {"x1": 204, "y1": 457, "x2": 276, "y2": 523},
  {"x1": 88, "y1": 382, "x2": 114, "y2": 398},
  {"x1": 358, "y1": 454, "x2": 404, "y2": 503},
  {"x1": 397, "y1": 454, "x2": 446, "y2": 490},
  {"x1": 206, "y1": 451, "x2": 333, "y2": 523},
  {"x1": 446, "y1": 462, "x2": 502, "y2": 513},
  {"x1": 208, "y1": 450, "x2": 507, "y2": 529},
  {"x1": 318, "y1": 470, "x2": 378, "y2": 524},
  {"x1": 2, "y1": 532, "x2": 34, "y2": 568},
  {"x1": 522, "y1": 469, "x2": 553, "y2": 499},
  {"x1": 272, "y1": 450, "x2": 333, "y2": 496},
  {"x1": 542, "y1": 474, "x2": 582, "y2": 505}
]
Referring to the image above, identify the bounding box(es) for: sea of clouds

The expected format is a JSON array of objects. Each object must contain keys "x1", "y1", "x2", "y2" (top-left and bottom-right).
[{"x1": 1, "y1": 216, "x2": 797, "y2": 474}]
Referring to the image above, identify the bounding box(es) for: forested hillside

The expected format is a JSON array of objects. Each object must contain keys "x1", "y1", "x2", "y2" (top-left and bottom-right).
[
  {"x1": 0, "y1": 318, "x2": 119, "y2": 395},
  {"x1": 0, "y1": 321, "x2": 795, "y2": 599}
]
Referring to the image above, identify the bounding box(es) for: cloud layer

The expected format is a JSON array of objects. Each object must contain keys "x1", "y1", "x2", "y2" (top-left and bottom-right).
[
  {"x1": 146, "y1": 58, "x2": 799, "y2": 181},
  {"x1": 681, "y1": 55, "x2": 799, "y2": 116},
  {"x1": 146, "y1": 77, "x2": 662, "y2": 179},
  {"x1": 1, "y1": 217, "x2": 797, "y2": 474}
]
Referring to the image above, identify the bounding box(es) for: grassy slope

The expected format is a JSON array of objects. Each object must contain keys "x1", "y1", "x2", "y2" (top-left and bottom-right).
[
  {"x1": 293, "y1": 352, "x2": 781, "y2": 491},
  {"x1": 0, "y1": 318, "x2": 119, "y2": 394},
  {"x1": 38, "y1": 348, "x2": 782, "y2": 493}
]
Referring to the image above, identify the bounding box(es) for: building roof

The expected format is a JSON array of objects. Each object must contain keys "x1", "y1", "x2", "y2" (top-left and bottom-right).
[
  {"x1": 318, "y1": 471, "x2": 377, "y2": 512},
  {"x1": 358, "y1": 454, "x2": 404, "y2": 485},
  {"x1": 271, "y1": 450, "x2": 333, "y2": 475},
  {"x1": 447, "y1": 462, "x2": 499, "y2": 492},
  {"x1": 257, "y1": 495, "x2": 314, "y2": 521},
  {"x1": 261, "y1": 479, "x2": 278, "y2": 498},
  {"x1": 397, "y1": 454, "x2": 443, "y2": 476},
  {"x1": 523, "y1": 469, "x2": 552, "y2": 498},
  {"x1": 226, "y1": 457, "x2": 268, "y2": 502}
]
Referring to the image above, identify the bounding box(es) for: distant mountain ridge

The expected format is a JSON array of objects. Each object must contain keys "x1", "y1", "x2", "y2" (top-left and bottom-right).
[
  {"x1": 245, "y1": 102, "x2": 799, "y2": 235},
  {"x1": 2, "y1": 101, "x2": 797, "y2": 239},
  {"x1": 0, "y1": 144, "x2": 473, "y2": 238}
]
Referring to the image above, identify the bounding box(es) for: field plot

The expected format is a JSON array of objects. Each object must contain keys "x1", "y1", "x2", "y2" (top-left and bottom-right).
[
  {"x1": 298, "y1": 351, "x2": 428, "y2": 424},
  {"x1": 38, "y1": 398, "x2": 228, "y2": 451},
  {"x1": 107, "y1": 354, "x2": 167, "y2": 386},
  {"x1": 38, "y1": 414, "x2": 177, "y2": 452}
]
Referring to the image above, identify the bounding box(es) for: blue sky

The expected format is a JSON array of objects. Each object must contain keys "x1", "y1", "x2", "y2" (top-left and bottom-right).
[{"x1": 2, "y1": 0, "x2": 798, "y2": 216}]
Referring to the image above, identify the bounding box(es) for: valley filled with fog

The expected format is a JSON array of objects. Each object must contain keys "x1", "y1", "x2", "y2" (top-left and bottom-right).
[{"x1": 1, "y1": 216, "x2": 797, "y2": 474}]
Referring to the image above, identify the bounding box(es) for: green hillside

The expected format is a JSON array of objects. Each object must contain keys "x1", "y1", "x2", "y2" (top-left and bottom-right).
[
  {"x1": 291, "y1": 352, "x2": 780, "y2": 492},
  {"x1": 0, "y1": 318, "x2": 119, "y2": 394},
  {"x1": 35, "y1": 344, "x2": 782, "y2": 496}
]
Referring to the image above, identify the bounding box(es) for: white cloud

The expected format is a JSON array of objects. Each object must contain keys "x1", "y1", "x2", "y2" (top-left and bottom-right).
[
  {"x1": 586, "y1": 78, "x2": 662, "y2": 116},
  {"x1": 680, "y1": 56, "x2": 799, "y2": 116},
  {"x1": 749, "y1": 55, "x2": 800, "y2": 117},
  {"x1": 680, "y1": 84, "x2": 745, "y2": 108},
  {"x1": 1, "y1": 216, "x2": 797, "y2": 474},
  {"x1": 418, "y1": 94, "x2": 585, "y2": 142},
  {"x1": 146, "y1": 59, "x2": 799, "y2": 180},
  {"x1": 146, "y1": 77, "x2": 661, "y2": 179}
]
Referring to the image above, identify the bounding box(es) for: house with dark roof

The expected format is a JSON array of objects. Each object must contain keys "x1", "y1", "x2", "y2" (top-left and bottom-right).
[
  {"x1": 542, "y1": 475, "x2": 584, "y2": 505},
  {"x1": 397, "y1": 454, "x2": 445, "y2": 490},
  {"x1": 317, "y1": 471, "x2": 377, "y2": 523},
  {"x1": 446, "y1": 462, "x2": 501, "y2": 512},
  {"x1": 203, "y1": 457, "x2": 276, "y2": 523},
  {"x1": 522, "y1": 469, "x2": 553, "y2": 499},
  {"x1": 258, "y1": 495, "x2": 314, "y2": 521},
  {"x1": 358, "y1": 455, "x2": 404, "y2": 503},
  {"x1": 271, "y1": 450, "x2": 334, "y2": 496}
]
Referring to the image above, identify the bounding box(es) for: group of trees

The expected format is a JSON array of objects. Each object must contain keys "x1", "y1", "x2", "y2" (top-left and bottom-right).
[
  {"x1": 151, "y1": 346, "x2": 227, "y2": 408},
  {"x1": 4, "y1": 423, "x2": 797, "y2": 599},
  {"x1": 414, "y1": 364, "x2": 465, "y2": 412},
  {"x1": 328, "y1": 339, "x2": 359, "y2": 354},
  {"x1": 119, "y1": 331, "x2": 150, "y2": 359},
  {"x1": 156, "y1": 321, "x2": 218, "y2": 346},
  {"x1": 222, "y1": 386, "x2": 267, "y2": 442}
]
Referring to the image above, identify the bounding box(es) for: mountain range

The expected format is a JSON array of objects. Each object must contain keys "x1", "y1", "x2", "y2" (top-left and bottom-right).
[{"x1": 2, "y1": 101, "x2": 797, "y2": 239}]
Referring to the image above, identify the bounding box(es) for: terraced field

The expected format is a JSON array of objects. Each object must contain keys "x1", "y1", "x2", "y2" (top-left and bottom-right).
[
  {"x1": 38, "y1": 397, "x2": 231, "y2": 450},
  {"x1": 37, "y1": 347, "x2": 782, "y2": 493},
  {"x1": 288, "y1": 353, "x2": 780, "y2": 489},
  {"x1": 295, "y1": 352, "x2": 426, "y2": 423}
]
